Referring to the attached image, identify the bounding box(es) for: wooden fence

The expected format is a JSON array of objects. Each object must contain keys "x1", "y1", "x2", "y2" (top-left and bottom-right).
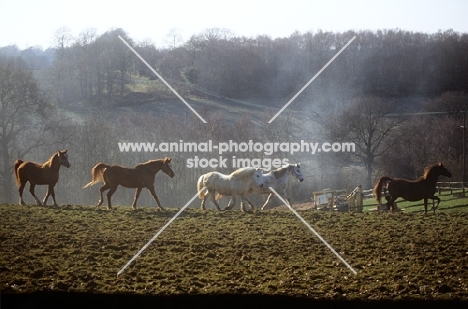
[
  {"x1": 360, "y1": 182, "x2": 465, "y2": 198},
  {"x1": 437, "y1": 182, "x2": 466, "y2": 195}
]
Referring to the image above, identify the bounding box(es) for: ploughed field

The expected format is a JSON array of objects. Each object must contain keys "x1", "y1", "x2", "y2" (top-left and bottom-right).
[{"x1": 1, "y1": 203, "x2": 468, "y2": 306}]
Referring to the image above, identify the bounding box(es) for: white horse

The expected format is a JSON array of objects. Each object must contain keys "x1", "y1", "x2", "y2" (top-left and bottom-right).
[
  {"x1": 197, "y1": 167, "x2": 264, "y2": 212},
  {"x1": 228, "y1": 164, "x2": 304, "y2": 210}
]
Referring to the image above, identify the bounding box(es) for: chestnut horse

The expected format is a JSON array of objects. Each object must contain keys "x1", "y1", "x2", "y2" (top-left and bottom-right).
[
  {"x1": 83, "y1": 157, "x2": 174, "y2": 210},
  {"x1": 373, "y1": 163, "x2": 452, "y2": 214},
  {"x1": 14, "y1": 150, "x2": 71, "y2": 207}
]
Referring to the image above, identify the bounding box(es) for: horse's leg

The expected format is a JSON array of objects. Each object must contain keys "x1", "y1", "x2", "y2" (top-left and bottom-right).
[
  {"x1": 29, "y1": 183, "x2": 42, "y2": 206},
  {"x1": 43, "y1": 187, "x2": 50, "y2": 206},
  {"x1": 97, "y1": 183, "x2": 110, "y2": 206},
  {"x1": 244, "y1": 196, "x2": 256, "y2": 212},
  {"x1": 201, "y1": 194, "x2": 207, "y2": 210},
  {"x1": 238, "y1": 195, "x2": 251, "y2": 212},
  {"x1": 43, "y1": 184, "x2": 58, "y2": 207},
  {"x1": 239, "y1": 198, "x2": 246, "y2": 212},
  {"x1": 431, "y1": 196, "x2": 440, "y2": 213},
  {"x1": 225, "y1": 197, "x2": 233, "y2": 210},
  {"x1": 148, "y1": 186, "x2": 164, "y2": 211},
  {"x1": 106, "y1": 186, "x2": 118, "y2": 210},
  {"x1": 386, "y1": 196, "x2": 396, "y2": 211},
  {"x1": 280, "y1": 191, "x2": 291, "y2": 207},
  {"x1": 209, "y1": 192, "x2": 223, "y2": 211},
  {"x1": 225, "y1": 196, "x2": 236, "y2": 211},
  {"x1": 424, "y1": 198, "x2": 428, "y2": 214},
  {"x1": 261, "y1": 193, "x2": 275, "y2": 210},
  {"x1": 18, "y1": 181, "x2": 27, "y2": 205},
  {"x1": 278, "y1": 194, "x2": 291, "y2": 207},
  {"x1": 131, "y1": 187, "x2": 142, "y2": 210}
]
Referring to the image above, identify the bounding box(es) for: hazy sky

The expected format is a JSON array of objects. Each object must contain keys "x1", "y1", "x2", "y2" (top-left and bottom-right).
[{"x1": 1, "y1": 0, "x2": 468, "y2": 49}]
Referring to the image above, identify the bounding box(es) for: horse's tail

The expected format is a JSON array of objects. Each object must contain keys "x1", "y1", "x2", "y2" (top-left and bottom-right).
[
  {"x1": 83, "y1": 163, "x2": 110, "y2": 188},
  {"x1": 14, "y1": 159, "x2": 24, "y2": 187},
  {"x1": 373, "y1": 176, "x2": 392, "y2": 205},
  {"x1": 197, "y1": 174, "x2": 206, "y2": 198}
]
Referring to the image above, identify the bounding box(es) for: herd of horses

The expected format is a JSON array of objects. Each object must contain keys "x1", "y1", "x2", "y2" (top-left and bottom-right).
[{"x1": 13, "y1": 150, "x2": 452, "y2": 214}]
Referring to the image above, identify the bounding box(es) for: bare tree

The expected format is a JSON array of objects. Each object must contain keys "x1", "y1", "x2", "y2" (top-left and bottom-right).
[
  {"x1": 379, "y1": 114, "x2": 460, "y2": 180},
  {"x1": 165, "y1": 28, "x2": 184, "y2": 50},
  {"x1": 0, "y1": 56, "x2": 49, "y2": 202},
  {"x1": 337, "y1": 95, "x2": 405, "y2": 188},
  {"x1": 48, "y1": 27, "x2": 76, "y2": 106}
]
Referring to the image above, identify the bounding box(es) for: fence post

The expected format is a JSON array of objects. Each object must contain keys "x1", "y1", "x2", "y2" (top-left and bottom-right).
[{"x1": 356, "y1": 185, "x2": 363, "y2": 213}]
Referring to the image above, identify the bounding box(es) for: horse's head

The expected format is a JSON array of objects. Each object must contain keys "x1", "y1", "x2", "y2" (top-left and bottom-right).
[
  {"x1": 161, "y1": 157, "x2": 175, "y2": 178},
  {"x1": 436, "y1": 162, "x2": 452, "y2": 178},
  {"x1": 424, "y1": 162, "x2": 452, "y2": 179},
  {"x1": 290, "y1": 163, "x2": 304, "y2": 182},
  {"x1": 58, "y1": 150, "x2": 71, "y2": 168},
  {"x1": 254, "y1": 168, "x2": 264, "y2": 187}
]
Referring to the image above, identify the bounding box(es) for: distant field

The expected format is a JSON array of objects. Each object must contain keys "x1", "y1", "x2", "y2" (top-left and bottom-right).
[{"x1": 1, "y1": 203, "x2": 468, "y2": 307}]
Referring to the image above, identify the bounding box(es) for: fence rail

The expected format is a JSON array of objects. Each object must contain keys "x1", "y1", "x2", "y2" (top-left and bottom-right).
[
  {"x1": 361, "y1": 182, "x2": 465, "y2": 198},
  {"x1": 436, "y1": 182, "x2": 466, "y2": 195}
]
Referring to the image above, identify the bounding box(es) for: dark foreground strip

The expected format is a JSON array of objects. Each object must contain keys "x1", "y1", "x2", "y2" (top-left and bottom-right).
[{"x1": 2, "y1": 292, "x2": 467, "y2": 309}]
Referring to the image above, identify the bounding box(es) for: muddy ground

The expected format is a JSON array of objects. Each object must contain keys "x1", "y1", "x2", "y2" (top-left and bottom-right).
[{"x1": 1, "y1": 203, "x2": 467, "y2": 308}]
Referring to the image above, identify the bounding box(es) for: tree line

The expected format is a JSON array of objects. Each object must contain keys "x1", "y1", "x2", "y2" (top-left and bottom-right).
[
  {"x1": 2, "y1": 27, "x2": 467, "y2": 105},
  {"x1": 0, "y1": 27, "x2": 467, "y2": 206}
]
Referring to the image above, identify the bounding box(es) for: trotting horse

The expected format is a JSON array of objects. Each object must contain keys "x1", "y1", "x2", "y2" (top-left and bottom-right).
[
  {"x1": 14, "y1": 150, "x2": 71, "y2": 207},
  {"x1": 197, "y1": 167, "x2": 264, "y2": 212},
  {"x1": 225, "y1": 164, "x2": 304, "y2": 210},
  {"x1": 257, "y1": 163, "x2": 304, "y2": 210},
  {"x1": 373, "y1": 162, "x2": 452, "y2": 214},
  {"x1": 83, "y1": 157, "x2": 174, "y2": 210}
]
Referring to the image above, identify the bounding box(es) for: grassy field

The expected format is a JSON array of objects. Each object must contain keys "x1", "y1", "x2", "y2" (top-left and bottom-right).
[
  {"x1": 361, "y1": 189, "x2": 468, "y2": 213},
  {"x1": 1, "y1": 199, "x2": 468, "y2": 308}
]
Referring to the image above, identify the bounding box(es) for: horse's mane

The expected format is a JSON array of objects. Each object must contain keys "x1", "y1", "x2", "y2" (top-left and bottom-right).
[
  {"x1": 271, "y1": 165, "x2": 290, "y2": 178},
  {"x1": 135, "y1": 158, "x2": 170, "y2": 169},
  {"x1": 41, "y1": 153, "x2": 58, "y2": 168},
  {"x1": 230, "y1": 167, "x2": 257, "y2": 180},
  {"x1": 135, "y1": 160, "x2": 158, "y2": 168}
]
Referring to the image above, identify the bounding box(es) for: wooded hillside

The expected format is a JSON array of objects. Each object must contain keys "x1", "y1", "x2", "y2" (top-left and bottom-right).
[{"x1": 1, "y1": 28, "x2": 467, "y2": 206}]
